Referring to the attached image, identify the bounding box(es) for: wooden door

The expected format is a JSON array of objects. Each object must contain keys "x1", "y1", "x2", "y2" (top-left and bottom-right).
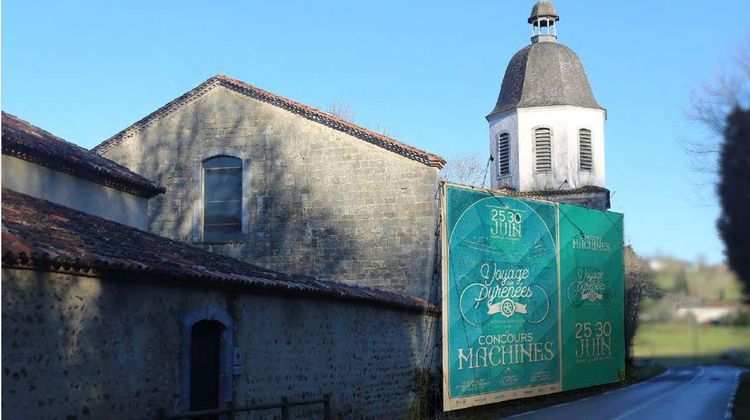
[{"x1": 189, "y1": 320, "x2": 223, "y2": 415}]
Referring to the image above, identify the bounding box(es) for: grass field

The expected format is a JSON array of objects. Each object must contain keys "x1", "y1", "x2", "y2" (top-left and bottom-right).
[{"x1": 633, "y1": 322, "x2": 750, "y2": 365}]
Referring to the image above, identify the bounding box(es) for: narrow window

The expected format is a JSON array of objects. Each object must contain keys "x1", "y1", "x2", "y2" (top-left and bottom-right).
[
  {"x1": 497, "y1": 133, "x2": 511, "y2": 177},
  {"x1": 579, "y1": 129, "x2": 593, "y2": 171},
  {"x1": 534, "y1": 128, "x2": 552, "y2": 173},
  {"x1": 203, "y1": 156, "x2": 242, "y2": 241}
]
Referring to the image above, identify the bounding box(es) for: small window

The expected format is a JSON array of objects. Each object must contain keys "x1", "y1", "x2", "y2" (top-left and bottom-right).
[
  {"x1": 203, "y1": 156, "x2": 242, "y2": 241},
  {"x1": 579, "y1": 129, "x2": 593, "y2": 171},
  {"x1": 497, "y1": 133, "x2": 511, "y2": 177},
  {"x1": 534, "y1": 128, "x2": 552, "y2": 173}
]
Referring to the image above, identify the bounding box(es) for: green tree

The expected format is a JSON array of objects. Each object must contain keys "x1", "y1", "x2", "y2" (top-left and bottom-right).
[
  {"x1": 673, "y1": 268, "x2": 690, "y2": 296},
  {"x1": 718, "y1": 108, "x2": 750, "y2": 292},
  {"x1": 688, "y1": 44, "x2": 749, "y2": 294}
]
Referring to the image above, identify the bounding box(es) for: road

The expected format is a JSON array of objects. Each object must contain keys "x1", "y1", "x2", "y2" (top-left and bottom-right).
[{"x1": 510, "y1": 365, "x2": 746, "y2": 420}]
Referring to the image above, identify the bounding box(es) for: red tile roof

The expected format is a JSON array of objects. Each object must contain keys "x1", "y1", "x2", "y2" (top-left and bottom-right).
[
  {"x1": 2, "y1": 112, "x2": 165, "y2": 198},
  {"x1": 93, "y1": 74, "x2": 446, "y2": 169},
  {"x1": 1, "y1": 188, "x2": 436, "y2": 314}
]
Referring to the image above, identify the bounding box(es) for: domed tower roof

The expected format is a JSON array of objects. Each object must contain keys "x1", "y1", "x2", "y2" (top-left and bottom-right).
[{"x1": 487, "y1": 1, "x2": 604, "y2": 119}]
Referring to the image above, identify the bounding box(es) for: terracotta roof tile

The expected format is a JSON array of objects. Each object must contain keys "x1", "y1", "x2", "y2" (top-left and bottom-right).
[
  {"x1": 2, "y1": 112, "x2": 165, "y2": 198},
  {"x1": 1, "y1": 188, "x2": 436, "y2": 314},
  {"x1": 93, "y1": 74, "x2": 445, "y2": 169}
]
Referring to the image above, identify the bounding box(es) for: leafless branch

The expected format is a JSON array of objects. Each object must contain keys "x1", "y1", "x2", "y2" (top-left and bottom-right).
[
  {"x1": 687, "y1": 41, "x2": 750, "y2": 136},
  {"x1": 440, "y1": 152, "x2": 488, "y2": 187},
  {"x1": 327, "y1": 100, "x2": 355, "y2": 122},
  {"x1": 684, "y1": 38, "x2": 750, "y2": 178}
]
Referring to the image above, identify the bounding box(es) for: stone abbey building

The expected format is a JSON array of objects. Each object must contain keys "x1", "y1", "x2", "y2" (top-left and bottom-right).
[
  {"x1": 3, "y1": 0, "x2": 611, "y2": 418},
  {"x1": 2, "y1": 112, "x2": 437, "y2": 419},
  {"x1": 94, "y1": 75, "x2": 445, "y2": 300}
]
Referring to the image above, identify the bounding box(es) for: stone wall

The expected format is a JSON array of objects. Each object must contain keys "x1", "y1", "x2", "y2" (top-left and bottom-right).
[
  {"x1": 2, "y1": 269, "x2": 438, "y2": 419},
  {"x1": 539, "y1": 190, "x2": 610, "y2": 211},
  {"x1": 100, "y1": 86, "x2": 441, "y2": 299},
  {"x1": 489, "y1": 106, "x2": 606, "y2": 193}
]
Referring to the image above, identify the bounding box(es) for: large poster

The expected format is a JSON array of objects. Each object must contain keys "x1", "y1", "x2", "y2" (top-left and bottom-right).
[{"x1": 441, "y1": 184, "x2": 624, "y2": 411}]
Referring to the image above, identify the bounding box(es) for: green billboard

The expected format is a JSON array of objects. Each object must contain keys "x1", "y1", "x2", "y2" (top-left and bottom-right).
[
  {"x1": 441, "y1": 184, "x2": 624, "y2": 411},
  {"x1": 559, "y1": 203, "x2": 625, "y2": 390}
]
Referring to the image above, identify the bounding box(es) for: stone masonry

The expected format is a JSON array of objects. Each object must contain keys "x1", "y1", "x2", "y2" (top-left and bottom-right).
[
  {"x1": 2, "y1": 269, "x2": 437, "y2": 419},
  {"x1": 99, "y1": 85, "x2": 441, "y2": 300}
]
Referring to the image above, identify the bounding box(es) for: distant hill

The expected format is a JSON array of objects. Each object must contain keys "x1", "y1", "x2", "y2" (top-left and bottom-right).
[{"x1": 645, "y1": 256, "x2": 744, "y2": 303}]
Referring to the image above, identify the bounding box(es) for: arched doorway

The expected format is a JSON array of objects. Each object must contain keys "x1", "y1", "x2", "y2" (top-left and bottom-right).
[
  {"x1": 182, "y1": 306, "x2": 234, "y2": 414},
  {"x1": 190, "y1": 320, "x2": 225, "y2": 411}
]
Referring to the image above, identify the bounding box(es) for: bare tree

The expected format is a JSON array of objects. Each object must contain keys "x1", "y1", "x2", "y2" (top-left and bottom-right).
[
  {"x1": 327, "y1": 100, "x2": 355, "y2": 122},
  {"x1": 685, "y1": 42, "x2": 750, "y2": 171},
  {"x1": 372, "y1": 123, "x2": 394, "y2": 137},
  {"x1": 326, "y1": 101, "x2": 395, "y2": 137},
  {"x1": 688, "y1": 47, "x2": 750, "y2": 135},
  {"x1": 440, "y1": 152, "x2": 489, "y2": 187},
  {"x1": 623, "y1": 245, "x2": 657, "y2": 364}
]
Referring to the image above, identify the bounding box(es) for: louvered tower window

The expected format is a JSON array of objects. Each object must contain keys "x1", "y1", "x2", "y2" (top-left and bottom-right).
[
  {"x1": 579, "y1": 129, "x2": 593, "y2": 171},
  {"x1": 534, "y1": 128, "x2": 552, "y2": 173},
  {"x1": 497, "y1": 133, "x2": 511, "y2": 177}
]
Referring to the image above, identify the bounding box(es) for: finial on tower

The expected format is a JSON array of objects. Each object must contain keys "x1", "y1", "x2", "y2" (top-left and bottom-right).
[{"x1": 529, "y1": 0, "x2": 559, "y2": 44}]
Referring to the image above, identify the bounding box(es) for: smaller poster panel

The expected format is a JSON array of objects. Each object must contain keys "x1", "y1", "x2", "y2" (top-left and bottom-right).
[{"x1": 559, "y1": 203, "x2": 625, "y2": 390}]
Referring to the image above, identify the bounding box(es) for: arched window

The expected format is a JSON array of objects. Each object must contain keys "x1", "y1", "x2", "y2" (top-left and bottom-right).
[
  {"x1": 579, "y1": 129, "x2": 593, "y2": 171},
  {"x1": 202, "y1": 156, "x2": 242, "y2": 241},
  {"x1": 534, "y1": 127, "x2": 552, "y2": 173},
  {"x1": 497, "y1": 133, "x2": 511, "y2": 178}
]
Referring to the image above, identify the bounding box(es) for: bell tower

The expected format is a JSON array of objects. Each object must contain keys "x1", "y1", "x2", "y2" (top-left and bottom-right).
[{"x1": 487, "y1": 0, "x2": 610, "y2": 209}]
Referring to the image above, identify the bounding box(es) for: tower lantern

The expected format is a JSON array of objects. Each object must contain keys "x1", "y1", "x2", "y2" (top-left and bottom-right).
[{"x1": 529, "y1": 0, "x2": 559, "y2": 43}]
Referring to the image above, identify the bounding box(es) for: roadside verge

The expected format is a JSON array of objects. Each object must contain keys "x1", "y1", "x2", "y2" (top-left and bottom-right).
[
  {"x1": 442, "y1": 365, "x2": 666, "y2": 419},
  {"x1": 733, "y1": 372, "x2": 749, "y2": 420}
]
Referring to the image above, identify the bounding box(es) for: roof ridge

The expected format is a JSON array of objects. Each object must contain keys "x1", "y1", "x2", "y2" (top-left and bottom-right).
[
  {"x1": 92, "y1": 76, "x2": 221, "y2": 154},
  {"x1": 2, "y1": 112, "x2": 70, "y2": 144},
  {"x1": 2, "y1": 112, "x2": 165, "y2": 198},
  {"x1": 93, "y1": 74, "x2": 445, "y2": 168}
]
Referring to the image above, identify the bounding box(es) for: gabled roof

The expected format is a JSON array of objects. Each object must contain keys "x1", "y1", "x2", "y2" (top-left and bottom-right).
[
  {"x1": 2, "y1": 112, "x2": 165, "y2": 198},
  {"x1": 93, "y1": 74, "x2": 445, "y2": 169},
  {"x1": 1, "y1": 188, "x2": 436, "y2": 314}
]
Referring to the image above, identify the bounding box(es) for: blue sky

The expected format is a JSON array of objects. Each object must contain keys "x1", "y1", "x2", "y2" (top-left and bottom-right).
[{"x1": 3, "y1": 0, "x2": 748, "y2": 263}]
